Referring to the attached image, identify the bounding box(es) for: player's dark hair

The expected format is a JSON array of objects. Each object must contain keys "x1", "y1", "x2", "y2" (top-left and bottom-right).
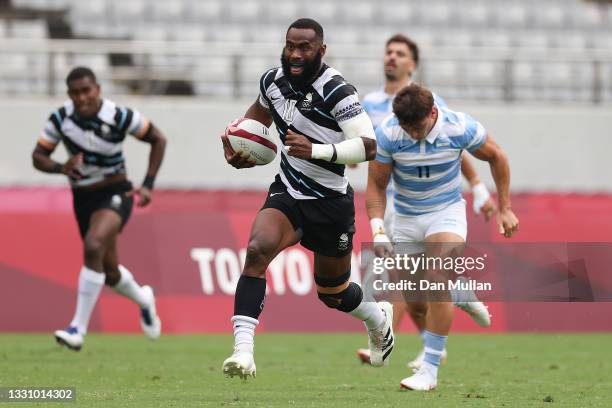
[
  {"x1": 386, "y1": 34, "x2": 419, "y2": 66},
  {"x1": 393, "y1": 83, "x2": 434, "y2": 125},
  {"x1": 287, "y1": 18, "x2": 324, "y2": 42},
  {"x1": 66, "y1": 66, "x2": 97, "y2": 86}
]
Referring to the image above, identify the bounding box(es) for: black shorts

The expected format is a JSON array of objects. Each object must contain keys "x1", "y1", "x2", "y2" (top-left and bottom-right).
[
  {"x1": 262, "y1": 175, "x2": 355, "y2": 258},
  {"x1": 72, "y1": 180, "x2": 134, "y2": 239}
]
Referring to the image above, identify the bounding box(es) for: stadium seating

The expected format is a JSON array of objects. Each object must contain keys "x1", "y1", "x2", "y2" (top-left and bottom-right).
[{"x1": 0, "y1": 0, "x2": 610, "y2": 101}]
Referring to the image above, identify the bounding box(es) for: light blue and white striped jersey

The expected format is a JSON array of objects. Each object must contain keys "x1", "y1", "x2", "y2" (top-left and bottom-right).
[
  {"x1": 375, "y1": 104, "x2": 487, "y2": 216},
  {"x1": 363, "y1": 87, "x2": 448, "y2": 129}
]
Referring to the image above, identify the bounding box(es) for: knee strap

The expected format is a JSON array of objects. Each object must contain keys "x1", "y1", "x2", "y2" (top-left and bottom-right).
[
  {"x1": 314, "y1": 270, "x2": 351, "y2": 288},
  {"x1": 317, "y1": 281, "x2": 363, "y2": 313}
]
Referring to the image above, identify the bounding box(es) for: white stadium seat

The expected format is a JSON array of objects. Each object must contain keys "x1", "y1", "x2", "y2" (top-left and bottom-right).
[
  {"x1": 301, "y1": 1, "x2": 338, "y2": 24},
  {"x1": 476, "y1": 30, "x2": 512, "y2": 48},
  {"x1": 439, "y1": 30, "x2": 474, "y2": 48},
  {"x1": 531, "y1": 3, "x2": 566, "y2": 29},
  {"x1": 261, "y1": 1, "x2": 300, "y2": 24},
  {"x1": 109, "y1": 0, "x2": 147, "y2": 26},
  {"x1": 193, "y1": 56, "x2": 233, "y2": 96},
  {"x1": 9, "y1": 19, "x2": 47, "y2": 38},
  {"x1": 169, "y1": 25, "x2": 206, "y2": 42},
  {"x1": 226, "y1": 1, "x2": 261, "y2": 22},
  {"x1": 186, "y1": 0, "x2": 224, "y2": 23},
  {"x1": 515, "y1": 31, "x2": 550, "y2": 49},
  {"x1": 380, "y1": 2, "x2": 414, "y2": 24},
  {"x1": 458, "y1": 2, "x2": 490, "y2": 27},
  {"x1": 150, "y1": 0, "x2": 185, "y2": 23},
  {"x1": 340, "y1": 1, "x2": 376, "y2": 24},
  {"x1": 70, "y1": 0, "x2": 107, "y2": 27},
  {"x1": 417, "y1": 2, "x2": 454, "y2": 26},
  {"x1": 206, "y1": 25, "x2": 244, "y2": 43},
  {"x1": 495, "y1": 3, "x2": 527, "y2": 28},
  {"x1": 568, "y1": 3, "x2": 604, "y2": 29}
]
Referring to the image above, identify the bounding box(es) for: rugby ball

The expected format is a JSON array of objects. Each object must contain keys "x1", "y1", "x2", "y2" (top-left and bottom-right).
[{"x1": 225, "y1": 118, "x2": 277, "y2": 165}]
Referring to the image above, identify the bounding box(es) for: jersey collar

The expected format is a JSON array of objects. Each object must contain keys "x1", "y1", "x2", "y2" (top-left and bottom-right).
[{"x1": 425, "y1": 103, "x2": 444, "y2": 144}]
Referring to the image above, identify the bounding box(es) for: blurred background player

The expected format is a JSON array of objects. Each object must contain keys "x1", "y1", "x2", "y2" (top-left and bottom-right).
[
  {"x1": 367, "y1": 83, "x2": 518, "y2": 390},
  {"x1": 220, "y1": 18, "x2": 394, "y2": 380},
  {"x1": 31, "y1": 67, "x2": 166, "y2": 350},
  {"x1": 356, "y1": 34, "x2": 494, "y2": 368}
]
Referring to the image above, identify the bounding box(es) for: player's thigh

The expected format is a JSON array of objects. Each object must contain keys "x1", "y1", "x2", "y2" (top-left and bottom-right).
[
  {"x1": 405, "y1": 301, "x2": 428, "y2": 316},
  {"x1": 248, "y1": 208, "x2": 299, "y2": 257},
  {"x1": 85, "y1": 209, "x2": 123, "y2": 249},
  {"x1": 313, "y1": 252, "x2": 352, "y2": 279}
]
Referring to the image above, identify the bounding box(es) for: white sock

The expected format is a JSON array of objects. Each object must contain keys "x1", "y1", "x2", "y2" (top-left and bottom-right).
[
  {"x1": 112, "y1": 265, "x2": 149, "y2": 308},
  {"x1": 422, "y1": 360, "x2": 440, "y2": 377},
  {"x1": 69, "y1": 266, "x2": 105, "y2": 335},
  {"x1": 231, "y1": 315, "x2": 258, "y2": 354},
  {"x1": 350, "y1": 302, "x2": 385, "y2": 330}
]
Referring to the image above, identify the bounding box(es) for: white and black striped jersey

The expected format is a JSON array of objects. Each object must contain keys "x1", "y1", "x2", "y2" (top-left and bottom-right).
[
  {"x1": 259, "y1": 64, "x2": 366, "y2": 200},
  {"x1": 38, "y1": 99, "x2": 150, "y2": 188}
]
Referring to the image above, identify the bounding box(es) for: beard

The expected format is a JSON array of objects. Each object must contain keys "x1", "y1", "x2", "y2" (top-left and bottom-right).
[
  {"x1": 384, "y1": 72, "x2": 397, "y2": 81},
  {"x1": 281, "y1": 50, "x2": 323, "y2": 90}
]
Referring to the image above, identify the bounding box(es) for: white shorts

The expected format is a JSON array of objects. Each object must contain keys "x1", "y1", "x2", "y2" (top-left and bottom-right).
[{"x1": 392, "y1": 199, "x2": 467, "y2": 254}]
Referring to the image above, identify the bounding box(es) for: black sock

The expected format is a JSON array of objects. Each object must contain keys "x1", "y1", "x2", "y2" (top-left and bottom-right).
[{"x1": 234, "y1": 275, "x2": 267, "y2": 319}]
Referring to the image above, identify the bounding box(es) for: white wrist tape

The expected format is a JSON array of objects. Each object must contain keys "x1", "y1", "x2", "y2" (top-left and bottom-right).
[
  {"x1": 472, "y1": 182, "x2": 491, "y2": 214},
  {"x1": 370, "y1": 217, "x2": 385, "y2": 237},
  {"x1": 311, "y1": 138, "x2": 367, "y2": 164}
]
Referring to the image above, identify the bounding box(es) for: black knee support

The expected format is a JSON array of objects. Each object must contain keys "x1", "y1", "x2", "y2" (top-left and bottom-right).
[{"x1": 317, "y1": 281, "x2": 363, "y2": 313}]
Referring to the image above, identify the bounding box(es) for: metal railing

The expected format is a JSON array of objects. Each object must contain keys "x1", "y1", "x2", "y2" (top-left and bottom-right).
[{"x1": 1, "y1": 38, "x2": 611, "y2": 103}]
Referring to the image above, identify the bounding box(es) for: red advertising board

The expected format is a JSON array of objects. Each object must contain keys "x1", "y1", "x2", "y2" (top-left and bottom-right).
[{"x1": 1, "y1": 189, "x2": 611, "y2": 333}]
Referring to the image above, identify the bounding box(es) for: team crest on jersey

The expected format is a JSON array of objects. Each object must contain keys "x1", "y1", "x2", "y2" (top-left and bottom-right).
[
  {"x1": 101, "y1": 124, "x2": 112, "y2": 138},
  {"x1": 300, "y1": 93, "x2": 313, "y2": 111},
  {"x1": 99, "y1": 123, "x2": 120, "y2": 142},
  {"x1": 338, "y1": 233, "x2": 349, "y2": 251},
  {"x1": 436, "y1": 138, "x2": 450, "y2": 148}
]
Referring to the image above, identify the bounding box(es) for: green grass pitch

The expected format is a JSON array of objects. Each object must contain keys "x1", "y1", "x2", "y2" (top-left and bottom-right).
[{"x1": 1, "y1": 333, "x2": 611, "y2": 407}]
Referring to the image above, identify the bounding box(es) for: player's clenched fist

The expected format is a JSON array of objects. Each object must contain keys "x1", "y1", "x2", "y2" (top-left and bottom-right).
[
  {"x1": 284, "y1": 130, "x2": 313, "y2": 159},
  {"x1": 497, "y1": 208, "x2": 519, "y2": 238},
  {"x1": 62, "y1": 153, "x2": 83, "y2": 180}
]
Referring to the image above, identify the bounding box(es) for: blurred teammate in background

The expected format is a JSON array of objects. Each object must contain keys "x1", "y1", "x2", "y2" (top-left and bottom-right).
[
  {"x1": 368, "y1": 83, "x2": 518, "y2": 390},
  {"x1": 31, "y1": 67, "x2": 166, "y2": 351},
  {"x1": 357, "y1": 34, "x2": 495, "y2": 368},
  {"x1": 220, "y1": 18, "x2": 394, "y2": 380}
]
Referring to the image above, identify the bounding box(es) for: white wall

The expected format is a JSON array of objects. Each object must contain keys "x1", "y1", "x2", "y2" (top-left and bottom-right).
[{"x1": 1, "y1": 97, "x2": 611, "y2": 192}]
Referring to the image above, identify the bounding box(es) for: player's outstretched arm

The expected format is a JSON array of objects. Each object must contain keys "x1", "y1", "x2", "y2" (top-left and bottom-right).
[
  {"x1": 366, "y1": 160, "x2": 393, "y2": 256},
  {"x1": 128, "y1": 124, "x2": 167, "y2": 207},
  {"x1": 221, "y1": 98, "x2": 272, "y2": 169},
  {"x1": 471, "y1": 135, "x2": 519, "y2": 238},
  {"x1": 31, "y1": 143, "x2": 83, "y2": 180},
  {"x1": 460, "y1": 152, "x2": 496, "y2": 221}
]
